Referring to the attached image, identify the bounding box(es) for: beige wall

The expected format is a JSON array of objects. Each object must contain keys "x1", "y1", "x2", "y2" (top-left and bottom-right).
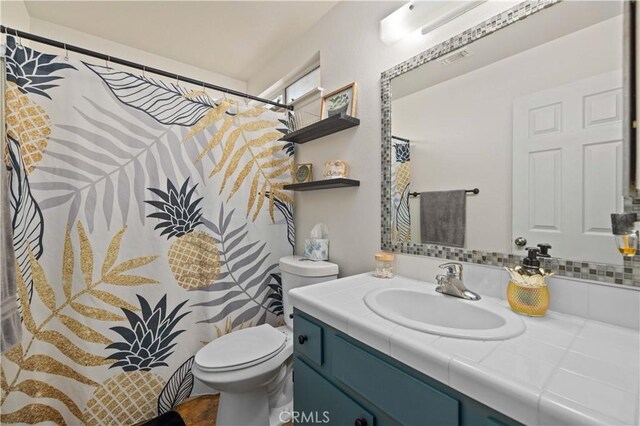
[
  {"x1": 1, "y1": 1, "x2": 245, "y2": 94},
  {"x1": 28, "y1": 18, "x2": 246, "y2": 94},
  {"x1": 0, "y1": 0, "x2": 30, "y2": 33},
  {"x1": 248, "y1": 1, "x2": 520, "y2": 278}
]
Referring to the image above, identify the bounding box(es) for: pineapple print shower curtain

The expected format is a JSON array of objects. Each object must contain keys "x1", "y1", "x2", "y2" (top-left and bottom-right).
[
  {"x1": 391, "y1": 138, "x2": 411, "y2": 242},
  {"x1": 1, "y1": 36, "x2": 294, "y2": 425}
]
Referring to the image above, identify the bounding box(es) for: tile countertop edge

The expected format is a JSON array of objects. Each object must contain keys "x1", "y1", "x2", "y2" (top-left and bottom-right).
[{"x1": 289, "y1": 273, "x2": 640, "y2": 426}]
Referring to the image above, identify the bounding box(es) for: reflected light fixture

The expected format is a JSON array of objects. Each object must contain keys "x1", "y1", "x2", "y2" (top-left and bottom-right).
[{"x1": 380, "y1": 1, "x2": 487, "y2": 45}]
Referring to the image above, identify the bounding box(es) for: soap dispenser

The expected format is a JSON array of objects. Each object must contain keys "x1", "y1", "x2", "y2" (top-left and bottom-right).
[
  {"x1": 537, "y1": 243, "x2": 552, "y2": 258},
  {"x1": 521, "y1": 247, "x2": 542, "y2": 275},
  {"x1": 505, "y1": 247, "x2": 553, "y2": 317}
]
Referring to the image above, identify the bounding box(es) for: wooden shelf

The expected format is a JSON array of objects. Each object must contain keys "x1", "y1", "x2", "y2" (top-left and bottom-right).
[
  {"x1": 280, "y1": 113, "x2": 360, "y2": 144},
  {"x1": 284, "y1": 178, "x2": 360, "y2": 191}
]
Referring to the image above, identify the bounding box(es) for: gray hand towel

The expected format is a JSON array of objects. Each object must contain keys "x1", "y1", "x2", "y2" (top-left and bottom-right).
[
  {"x1": 1, "y1": 57, "x2": 22, "y2": 354},
  {"x1": 420, "y1": 190, "x2": 466, "y2": 247}
]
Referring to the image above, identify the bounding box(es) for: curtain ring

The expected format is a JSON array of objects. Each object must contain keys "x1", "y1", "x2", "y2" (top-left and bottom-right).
[
  {"x1": 142, "y1": 65, "x2": 146, "y2": 79},
  {"x1": 15, "y1": 30, "x2": 23, "y2": 49},
  {"x1": 105, "y1": 55, "x2": 111, "y2": 69},
  {"x1": 175, "y1": 75, "x2": 180, "y2": 88},
  {"x1": 63, "y1": 43, "x2": 69, "y2": 61}
]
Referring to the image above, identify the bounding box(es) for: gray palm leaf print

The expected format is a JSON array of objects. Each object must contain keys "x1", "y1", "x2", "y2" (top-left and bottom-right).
[
  {"x1": 195, "y1": 204, "x2": 278, "y2": 328},
  {"x1": 31, "y1": 95, "x2": 217, "y2": 232}
]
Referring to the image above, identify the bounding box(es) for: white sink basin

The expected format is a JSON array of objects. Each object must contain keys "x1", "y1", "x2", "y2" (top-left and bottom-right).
[{"x1": 364, "y1": 287, "x2": 525, "y2": 340}]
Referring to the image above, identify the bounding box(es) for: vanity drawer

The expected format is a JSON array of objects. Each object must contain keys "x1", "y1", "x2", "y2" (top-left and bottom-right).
[
  {"x1": 333, "y1": 336, "x2": 459, "y2": 426},
  {"x1": 294, "y1": 315, "x2": 323, "y2": 366},
  {"x1": 294, "y1": 357, "x2": 375, "y2": 426}
]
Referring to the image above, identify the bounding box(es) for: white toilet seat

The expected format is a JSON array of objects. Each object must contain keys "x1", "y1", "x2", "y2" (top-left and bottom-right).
[
  {"x1": 195, "y1": 324, "x2": 287, "y2": 372},
  {"x1": 197, "y1": 340, "x2": 286, "y2": 372},
  {"x1": 193, "y1": 325, "x2": 293, "y2": 395}
]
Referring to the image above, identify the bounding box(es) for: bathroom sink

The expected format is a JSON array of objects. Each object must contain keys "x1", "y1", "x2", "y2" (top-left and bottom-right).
[{"x1": 364, "y1": 287, "x2": 525, "y2": 340}]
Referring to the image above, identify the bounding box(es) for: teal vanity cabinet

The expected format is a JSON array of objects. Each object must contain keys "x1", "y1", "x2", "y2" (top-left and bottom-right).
[{"x1": 293, "y1": 310, "x2": 521, "y2": 426}]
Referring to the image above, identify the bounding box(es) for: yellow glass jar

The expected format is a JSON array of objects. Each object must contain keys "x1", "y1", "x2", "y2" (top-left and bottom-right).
[{"x1": 507, "y1": 281, "x2": 549, "y2": 317}]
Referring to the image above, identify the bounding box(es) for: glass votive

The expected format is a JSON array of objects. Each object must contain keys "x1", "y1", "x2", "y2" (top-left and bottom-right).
[
  {"x1": 611, "y1": 213, "x2": 639, "y2": 257},
  {"x1": 374, "y1": 253, "x2": 395, "y2": 278},
  {"x1": 615, "y1": 232, "x2": 638, "y2": 256}
]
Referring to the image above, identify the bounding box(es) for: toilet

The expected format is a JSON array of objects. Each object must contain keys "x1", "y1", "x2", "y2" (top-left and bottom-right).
[{"x1": 193, "y1": 255, "x2": 338, "y2": 426}]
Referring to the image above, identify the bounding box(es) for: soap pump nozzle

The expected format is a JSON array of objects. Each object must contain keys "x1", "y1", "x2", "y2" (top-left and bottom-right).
[
  {"x1": 522, "y1": 247, "x2": 541, "y2": 275},
  {"x1": 537, "y1": 243, "x2": 552, "y2": 258}
]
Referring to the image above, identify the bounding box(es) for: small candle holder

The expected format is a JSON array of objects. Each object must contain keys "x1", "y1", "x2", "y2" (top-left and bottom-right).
[
  {"x1": 323, "y1": 160, "x2": 349, "y2": 179},
  {"x1": 611, "y1": 213, "x2": 638, "y2": 257}
]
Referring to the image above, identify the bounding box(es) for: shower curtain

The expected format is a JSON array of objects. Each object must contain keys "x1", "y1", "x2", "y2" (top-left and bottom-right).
[
  {"x1": 1, "y1": 36, "x2": 294, "y2": 425},
  {"x1": 391, "y1": 138, "x2": 411, "y2": 242}
]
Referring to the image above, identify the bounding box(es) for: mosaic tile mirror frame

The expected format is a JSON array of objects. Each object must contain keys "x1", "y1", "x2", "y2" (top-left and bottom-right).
[{"x1": 380, "y1": 0, "x2": 640, "y2": 286}]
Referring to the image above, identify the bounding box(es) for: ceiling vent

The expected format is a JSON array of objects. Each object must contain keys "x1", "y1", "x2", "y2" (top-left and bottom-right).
[{"x1": 440, "y1": 48, "x2": 472, "y2": 65}]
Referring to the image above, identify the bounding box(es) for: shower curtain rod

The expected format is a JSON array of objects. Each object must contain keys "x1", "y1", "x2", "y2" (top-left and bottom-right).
[
  {"x1": 392, "y1": 135, "x2": 410, "y2": 143},
  {"x1": 0, "y1": 25, "x2": 293, "y2": 110}
]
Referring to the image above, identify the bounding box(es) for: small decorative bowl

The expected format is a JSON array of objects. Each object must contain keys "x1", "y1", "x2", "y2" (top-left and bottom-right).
[
  {"x1": 507, "y1": 281, "x2": 549, "y2": 317},
  {"x1": 323, "y1": 160, "x2": 348, "y2": 179}
]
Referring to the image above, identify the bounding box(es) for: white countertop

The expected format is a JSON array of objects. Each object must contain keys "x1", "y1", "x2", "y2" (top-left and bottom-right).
[{"x1": 290, "y1": 273, "x2": 640, "y2": 426}]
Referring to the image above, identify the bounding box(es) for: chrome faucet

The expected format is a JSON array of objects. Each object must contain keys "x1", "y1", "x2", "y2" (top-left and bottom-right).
[{"x1": 435, "y1": 262, "x2": 481, "y2": 301}]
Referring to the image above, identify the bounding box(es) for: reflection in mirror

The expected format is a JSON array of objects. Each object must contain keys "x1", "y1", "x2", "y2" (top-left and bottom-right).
[{"x1": 390, "y1": 1, "x2": 626, "y2": 265}]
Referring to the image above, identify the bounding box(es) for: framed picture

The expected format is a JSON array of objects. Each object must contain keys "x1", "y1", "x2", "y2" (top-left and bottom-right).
[
  {"x1": 294, "y1": 163, "x2": 313, "y2": 183},
  {"x1": 320, "y1": 82, "x2": 357, "y2": 119}
]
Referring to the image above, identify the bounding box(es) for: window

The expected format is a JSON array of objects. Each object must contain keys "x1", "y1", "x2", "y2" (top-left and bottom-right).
[
  {"x1": 265, "y1": 66, "x2": 321, "y2": 110},
  {"x1": 285, "y1": 67, "x2": 320, "y2": 104}
]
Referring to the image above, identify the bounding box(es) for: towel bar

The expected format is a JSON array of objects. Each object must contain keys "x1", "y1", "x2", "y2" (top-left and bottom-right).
[{"x1": 409, "y1": 188, "x2": 479, "y2": 198}]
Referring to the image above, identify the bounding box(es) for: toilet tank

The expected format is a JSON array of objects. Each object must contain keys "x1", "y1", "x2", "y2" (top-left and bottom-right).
[{"x1": 279, "y1": 256, "x2": 338, "y2": 328}]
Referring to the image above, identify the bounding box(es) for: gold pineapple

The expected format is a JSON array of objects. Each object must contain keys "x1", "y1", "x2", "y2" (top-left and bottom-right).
[
  {"x1": 4, "y1": 81, "x2": 51, "y2": 173},
  {"x1": 395, "y1": 162, "x2": 410, "y2": 195},
  {"x1": 84, "y1": 295, "x2": 190, "y2": 424},
  {"x1": 393, "y1": 141, "x2": 411, "y2": 193},
  {"x1": 84, "y1": 371, "x2": 164, "y2": 425},
  {"x1": 167, "y1": 230, "x2": 220, "y2": 289},
  {"x1": 146, "y1": 178, "x2": 220, "y2": 289},
  {"x1": 4, "y1": 35, "x2": 74, "y2": 171},
  {"x1": 393, "y1": 142, "x2": 411, "y2": 242}
]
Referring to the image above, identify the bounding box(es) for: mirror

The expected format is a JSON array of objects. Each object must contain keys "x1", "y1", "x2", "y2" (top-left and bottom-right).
[{"x1": 382, "y1": 0, "x2": 639, "y2": 284}]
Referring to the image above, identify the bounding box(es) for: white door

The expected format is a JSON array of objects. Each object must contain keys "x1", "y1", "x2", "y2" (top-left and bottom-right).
[{"x1": 513, "y1": 70, "x2": 624, "y2": 264}]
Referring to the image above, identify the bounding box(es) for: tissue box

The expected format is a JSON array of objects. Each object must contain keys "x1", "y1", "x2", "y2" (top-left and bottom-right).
[{"x1": 304, "y1": 239, "x2": 329, "y2": 261}]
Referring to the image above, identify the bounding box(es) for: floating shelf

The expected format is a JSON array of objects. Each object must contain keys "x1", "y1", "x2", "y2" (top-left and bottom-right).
[
  {"x1": 280, "y1": 113, "x2": 360, "y2": 144},
  {"x1": 284, "y1": 178, "x2": 360, "y2": 191}
]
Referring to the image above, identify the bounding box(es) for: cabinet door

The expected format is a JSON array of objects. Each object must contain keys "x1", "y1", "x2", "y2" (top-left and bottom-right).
[
  {"x1": 294, "y1": 315, "x2": 324, "y2": 366},
  {"x1": 333, "y1": 336, "x2": 459, "y2": 426},
  {"x1": 294, "y1": 358, "x2": 374, "y2": 426}
]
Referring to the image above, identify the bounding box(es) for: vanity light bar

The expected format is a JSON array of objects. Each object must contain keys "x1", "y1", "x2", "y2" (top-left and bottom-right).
[
  {"x1": 380, "y1": 0, "x2": 487, "y2": 45},
  {"x1": 420, "y1": 1, "x2": 488, "y2": 36}
]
